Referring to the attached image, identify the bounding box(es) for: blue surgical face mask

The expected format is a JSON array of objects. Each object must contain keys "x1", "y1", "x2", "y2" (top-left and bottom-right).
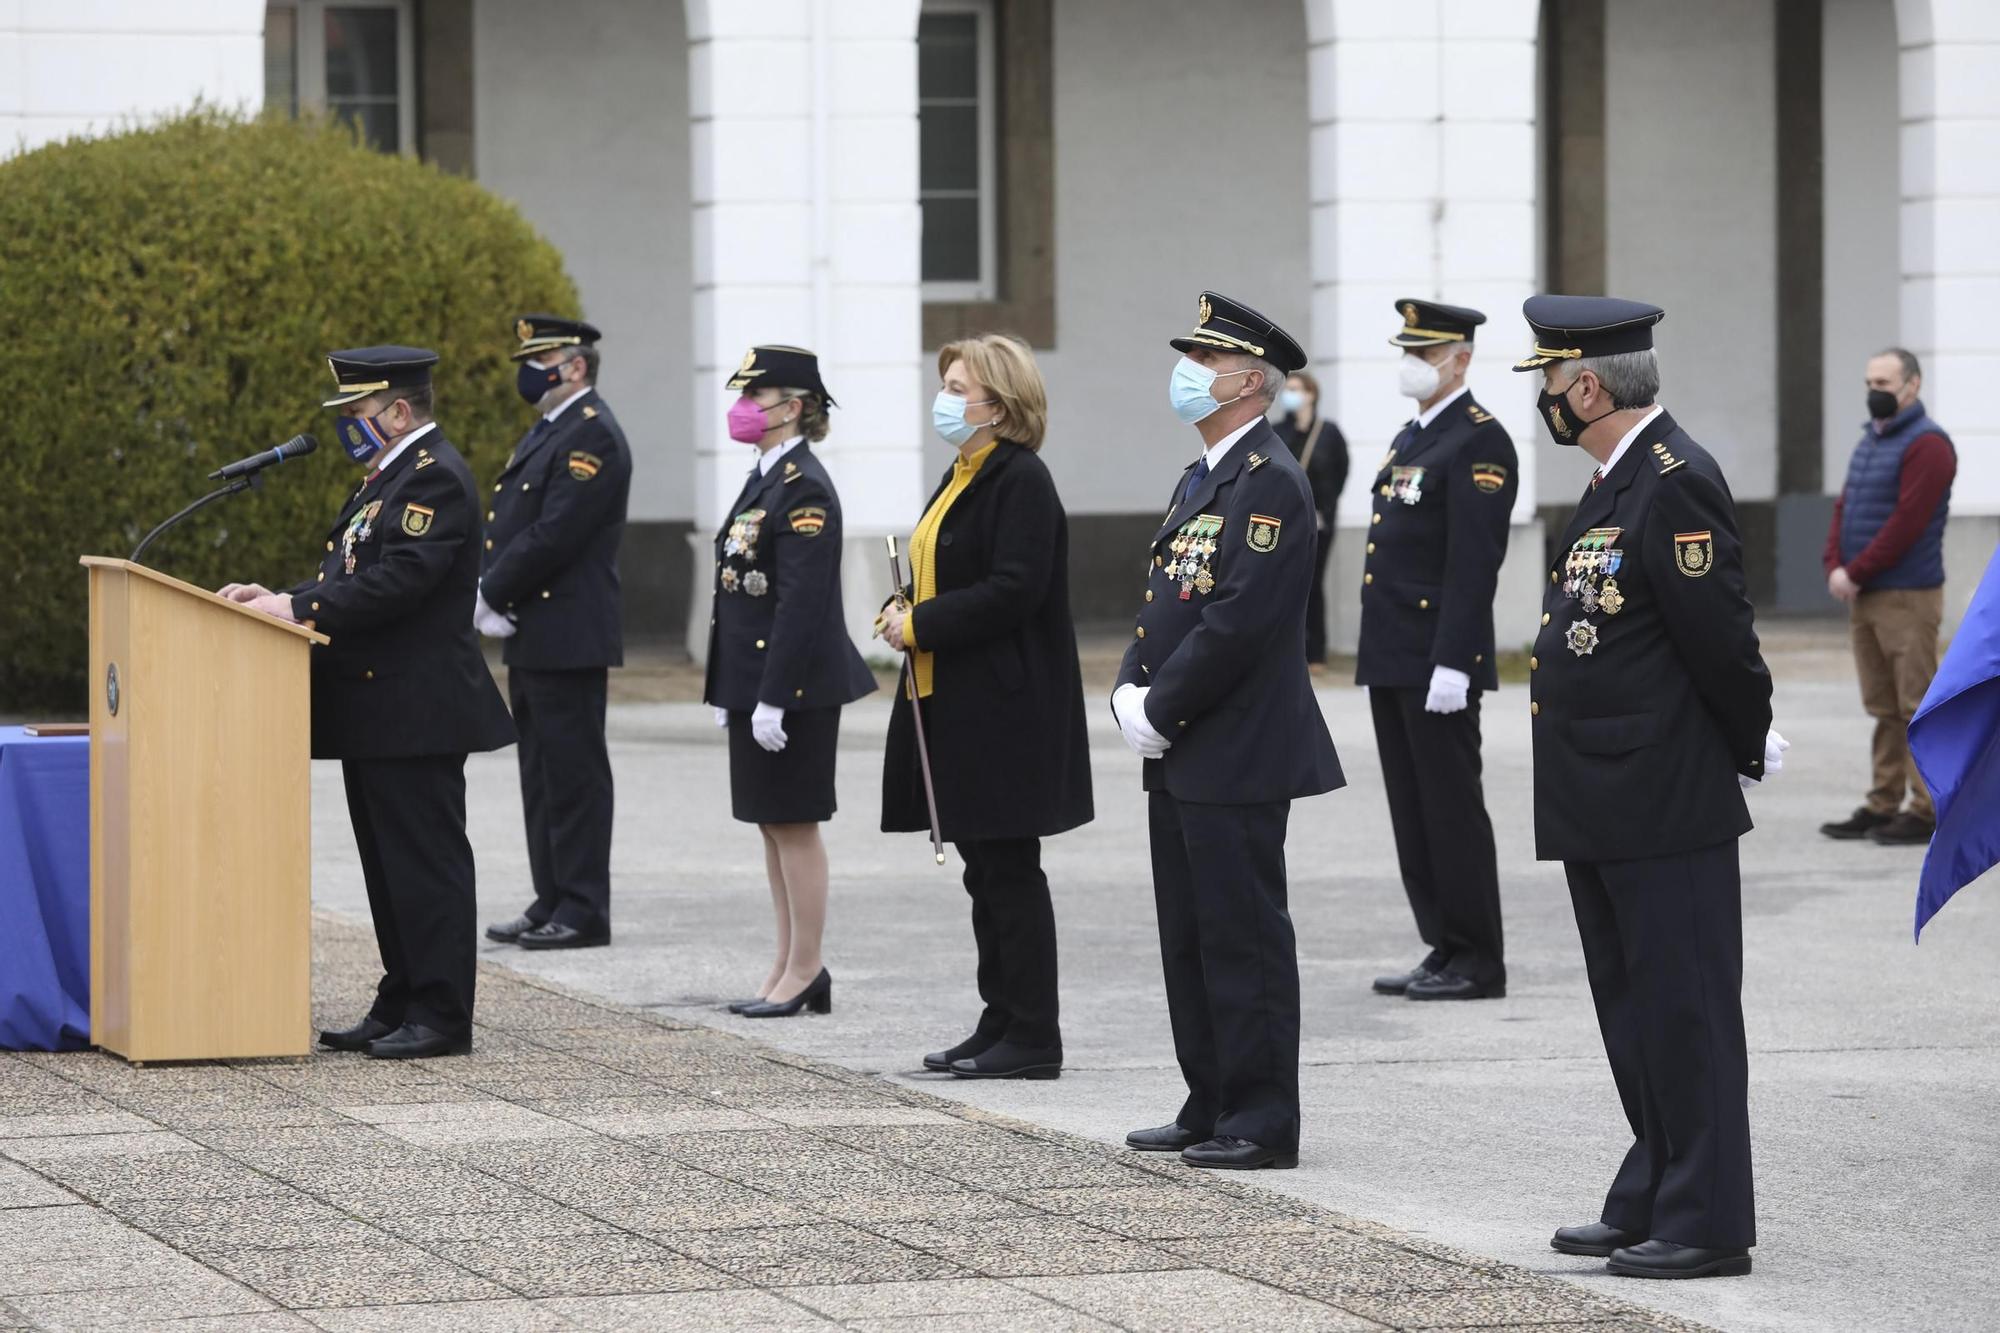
[
  {"x1": 1169, "y1": 357, "x2": 1251, "y2": 425},
  {"x1": 335, "y1": 412, "x2": 391, "y2": 463},
  {"x1": 931, "y1": 391, "x2": 997, "y2": 447},
  {"x1": 1277, "y1": 386, "x2": 1307, "y2": 414}
]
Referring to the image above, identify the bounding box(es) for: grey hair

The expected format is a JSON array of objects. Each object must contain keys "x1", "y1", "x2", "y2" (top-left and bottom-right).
[
  {"x1": 1875, "y1": 346, "x2": 1921, "y2": 383},
  {"x1": 1566, "y1": 349, "x2": 1659, "y2": 410},
  {"x1": 1231, "y1": 352, "x2": 1287, "y2": 407}
]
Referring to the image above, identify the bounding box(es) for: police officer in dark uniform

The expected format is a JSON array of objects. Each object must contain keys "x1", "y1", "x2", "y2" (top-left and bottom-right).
[
  {"x1": 224, "y1": 347, "x2": 515, "y2": 1060},
  {"x1": 479, "y1": 316, "x2": 632, "y2": 951},
  {"x1": 1517, "y1": 296, "x2": 1786, "y2": 1279},
  {"x1": 1113, "y1": 293, "x2": 1345, "y2": 1171},
  {"x1": 705, "y1": 345, "x2": 875, "y2": 1018},
  {"x1": 1360, "y1": 299, "x2": 1518, "y2": 1002}
]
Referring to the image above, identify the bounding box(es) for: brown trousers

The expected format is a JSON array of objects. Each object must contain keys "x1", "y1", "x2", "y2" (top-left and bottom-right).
[{"x1": 1849, "y1": 586, "x2": 1943, "y2": 821}]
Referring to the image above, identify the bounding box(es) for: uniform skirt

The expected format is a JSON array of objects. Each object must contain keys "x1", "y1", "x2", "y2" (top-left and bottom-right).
[{"x1": 727, "y1": 705, "x2": 842, "y2": 824}]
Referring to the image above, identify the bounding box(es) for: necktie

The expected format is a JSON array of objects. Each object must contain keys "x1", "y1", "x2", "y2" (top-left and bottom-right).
[{"x1": 1183, "y1": 457, "x2": 1210, "y2": 506}]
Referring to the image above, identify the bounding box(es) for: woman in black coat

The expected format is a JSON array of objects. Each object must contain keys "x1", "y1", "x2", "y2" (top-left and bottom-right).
[
  {"x1": 879, "y1": 333, "x2": 1092, "y2": 1081},
  {"x1": 1272, "y1": 369, "x2": 1349, "y2": 667}
]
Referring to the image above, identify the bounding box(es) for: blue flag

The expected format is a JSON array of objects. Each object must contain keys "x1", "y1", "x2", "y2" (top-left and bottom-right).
[{"x1": 1910, "y1": 543, "x2": 2000, "y2": 939}]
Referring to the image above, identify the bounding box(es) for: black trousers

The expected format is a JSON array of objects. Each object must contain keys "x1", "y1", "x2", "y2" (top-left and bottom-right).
[
  {"x1": 509, "y1": 667, "x2": 613, "y2": 931},
  {"x1": 1306, "y1": 522, "x2": 1333, "y2": 664},
  {"x1": 956, "y1": 838, "x2": 1060, "y2": 1049},
  {"x1": 342, "y1": 754, "x2": 477, "y2": 1039},
  {"x1": 1566, "y1": 841, "x2": 1755, "y2": 1249},
  {"x1": 1369, "y1": 684, "x2": 1505, "y2": 984},
  {"x1": 1148, "y1": 792, "x2": 1300, "y2": 1151}
]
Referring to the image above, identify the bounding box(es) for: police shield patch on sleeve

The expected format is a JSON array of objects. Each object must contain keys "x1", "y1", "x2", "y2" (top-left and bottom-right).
[
  {"x1": 788, "y1": 506, "x2": 827, "y2": 537},
  {"x1": 1674, "y1": 530, "x2": 1714, "y2": 577},
  {"x1": 569, "y1": 451, "x2": 602, "y2": 481},
  {"x1": 1246, "y1": 514, "x2": 1282, "y2": 552},
  {"x1": 401, "y1": 503, "x2": 435, "y2": 537},
  {"x1": 1471, "y1": 462, "x2": 1509, "y2": 493}
]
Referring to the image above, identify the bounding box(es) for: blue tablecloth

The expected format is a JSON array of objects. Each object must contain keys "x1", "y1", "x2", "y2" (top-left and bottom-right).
[{"x1": 0, "y1": 727, "x2": 90, "y2": 1050}]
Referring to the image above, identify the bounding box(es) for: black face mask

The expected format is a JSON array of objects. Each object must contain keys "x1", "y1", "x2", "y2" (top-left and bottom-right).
[
  {"x1": 1537, "y1": 376, "x2": 1616, "y2": 448},
  {"x1": 517, "y1": 360, "x2": 565, "y2": 406},
  {"x1": 1867, "y1": 388, "x2": 1900, "y2": 421}
]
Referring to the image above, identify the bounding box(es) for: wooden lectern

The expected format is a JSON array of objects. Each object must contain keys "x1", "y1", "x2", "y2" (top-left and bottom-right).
[{"x1": 81, "y1": 558, "x2": 328, "y2": 1062}]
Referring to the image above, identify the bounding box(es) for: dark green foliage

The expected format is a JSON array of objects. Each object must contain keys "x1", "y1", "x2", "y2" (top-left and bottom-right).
[{"x1": 0, "y1": 109, "x2": 577, "y2": 709}]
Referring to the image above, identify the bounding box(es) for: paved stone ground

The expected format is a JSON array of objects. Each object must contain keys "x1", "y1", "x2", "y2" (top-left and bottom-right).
[
  {"x1": 309, "y1": 623, "x2": 1995, "y2": 1333},
  {"x1": 0, "y1": 919, "x2": 1714, "y2": 1332}
]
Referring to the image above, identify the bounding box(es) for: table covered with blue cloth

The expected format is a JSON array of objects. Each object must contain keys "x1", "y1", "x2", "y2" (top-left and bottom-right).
[{"x1": 0, "y1": 727, "x2": 90, "y2": 1051}]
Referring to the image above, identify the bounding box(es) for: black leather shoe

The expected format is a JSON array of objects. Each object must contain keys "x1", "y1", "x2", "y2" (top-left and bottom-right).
[
  {"x1": 1181, "y1": 1136, "x2": 1297, "y2": 1170},
  {"x1": 726, "y1": 997, "x2": 767, "y2": 1015},
  {"x1": 484, "y1": 913, "x2": 542, "y2": 944},
  {"x1": 317, "y1": 1017, "x2": 395, "y2": 1052},
  {"x1": 365, "y1": 1023, "x2": 472, "y2": 1060},
  {"x1": 1820, "y1": 807, "x2": 1893, "y2": 840},
  {"x1": 1372, "y1": 964, "x2": 1438, "y2": 995},
  {"x1": 1607, "y1": 1239, "x2": 1752, "y2": 1279},
  {"x1": 1406, "y1": 970, "x2": 1506, "y2": 1001},
  {"x1": 1867, "y1": 812, "x2": 1936, "y2": 846},
  {"x1": 1551, "y1": 1222, "x2": 1647, "y2": 1257},
  {"x1": 948, "y1": 1040, "x2": 1061, "y2": 1080},
  {"x1": 923, "y1": 1031, "x2": 998, "y2": 1072},
  {"x1": 518, "y1": 922, "x2": 610, "y2": 950},
  {"x1": 741, "y1": 968, "x2": 831, "y2": 1017},
  {"x1": 1125, "y1": 1123, "x2": 1205, "y2": 1153}
]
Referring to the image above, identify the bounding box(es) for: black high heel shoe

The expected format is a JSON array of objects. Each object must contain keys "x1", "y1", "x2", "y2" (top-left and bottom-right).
[
  {"x1": 726, "y1": 997, "x2": 766, "y2": 1014},
  {"x1": 740, "y1": 968, "x2": 832, "y2": 1018}
]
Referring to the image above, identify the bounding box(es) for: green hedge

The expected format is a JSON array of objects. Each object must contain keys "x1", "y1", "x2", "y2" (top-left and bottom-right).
[{"x1": 0, "y1": 109, "x2": 578, "y2": 711}]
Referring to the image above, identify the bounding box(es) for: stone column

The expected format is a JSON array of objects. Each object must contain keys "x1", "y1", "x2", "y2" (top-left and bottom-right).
[
  {"x1": 684, "y1": 0, "x2": 923, "y2": 661},
  {"x1": 1896, "y1": 0, "x2": 2000, "y2": 624},
  {"x1": 1303, "y1": 0, "x2": 1542, "y2": 655}
]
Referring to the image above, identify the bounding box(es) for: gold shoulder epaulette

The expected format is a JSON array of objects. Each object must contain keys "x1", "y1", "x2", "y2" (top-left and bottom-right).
[
  {"x1": 1247, "y1": 451, "x2": 1267, "y2": 470},
  {"x1": 582, "y1": 404, "x2": 599, "y2": 420},
  {"x1": 1650, "y1": 441, "x2": 1686, "y2": 474},
  {"x1": 1466, "y1": 403, "x2": 1494, "y2": 424}
]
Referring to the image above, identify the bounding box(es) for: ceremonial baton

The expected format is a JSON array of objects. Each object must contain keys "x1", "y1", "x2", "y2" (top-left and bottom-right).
[{"x1": 886, "y1": 536, "x2": 948, "y2": 865}]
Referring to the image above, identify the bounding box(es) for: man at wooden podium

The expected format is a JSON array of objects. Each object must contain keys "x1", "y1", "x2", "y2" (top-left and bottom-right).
[{"x1": 221, "y1": 346, "x2": 515, "y2": 1060}]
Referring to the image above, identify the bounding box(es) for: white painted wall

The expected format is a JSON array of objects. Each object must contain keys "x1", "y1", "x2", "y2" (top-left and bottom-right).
[
  {"x1": 0, "y1": 0, "x2": 264, "y2": 158},
  {"x1": 1604, "y1": 0, "x2": 1779, "y2": 499},
  {"x1": 1822, "y1": 0, "x2": 1902, "y2": 489},
  {"x1": 473, "y1": 0, "x2": 691, "y2": 527}
]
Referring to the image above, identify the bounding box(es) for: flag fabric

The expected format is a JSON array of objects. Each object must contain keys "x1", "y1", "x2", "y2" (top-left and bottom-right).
[{"x1": 1910, "y1": 543, "x2": 2000, "y2": 939}]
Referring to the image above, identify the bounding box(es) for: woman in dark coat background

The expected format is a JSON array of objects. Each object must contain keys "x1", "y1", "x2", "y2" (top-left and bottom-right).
[
  {"x1": 879, "y1": 333, "x2": 1092, "y2": 1081},
  {"x1": 1272, "y1": 369, "x2": 1349, "y2": 668}
]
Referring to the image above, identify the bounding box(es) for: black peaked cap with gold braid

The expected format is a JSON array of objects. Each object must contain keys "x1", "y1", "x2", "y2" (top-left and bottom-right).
[
  {"x1": 1388, "y1": 298, "x2": 1486, "y2": 348},
  {"x1": 725, "y1": 344, "x2": 838, "y2": 408},
  {"x1": 511, "y1": 313, "x2": 602, "y2": 362},
  {"x1": 322, "y1": 346, "x2": 438, "y2": 407},
  {"x1": 1169, "y1": 291, "x2": 1307, "y2": 374},
  {"x1": 1513, "y1": 294, "x2": 1665, "y2": 371}
]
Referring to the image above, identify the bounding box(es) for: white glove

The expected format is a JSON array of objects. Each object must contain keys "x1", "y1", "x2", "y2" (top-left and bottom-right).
[
  {"x1": 1424, "y1": 665, "x2": 1471, "y2": 715},
  {"x1": 713, "y1": 706, "x2": 730, "y2": 729},
  {"x1": 1741, "y1": 727, "x2": 1790, "y2": 789},
  {"x1": 1112, "y1": 683, "x2": 1171, "y2": 759},
  {"x1": 751, "y1": 701, "x2": 788, "y2": 753},
  {"x1": 474, "y1": 587, "x2": 517, "y2": 639}
]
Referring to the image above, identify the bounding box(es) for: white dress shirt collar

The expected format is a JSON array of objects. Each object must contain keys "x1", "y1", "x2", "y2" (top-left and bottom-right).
[
  {"x1": 1414, "y1": 383, "x2": 1471, "y2": 431},
  {"x1": 372, "y1": 420, "x2": 437, "y2": 475},
  {"x1": 1598, "y1": 404, "x2": 1665, "y2": 478},
  {"x1": 1201, "y1": 417, "x2": 1261, "y2": 473},
  {"x1": 758, "y1": 436, "x2": 804, "y2": 476},
  {"x1": 543, "y1": 387, "x2": 590, "y2": 424}
]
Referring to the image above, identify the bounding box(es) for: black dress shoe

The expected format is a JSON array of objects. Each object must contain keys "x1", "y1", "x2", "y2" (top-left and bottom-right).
[
  {"x1": 1372, "y1": 964, "x2": 1438, "y2": 995},
  {"x1": 518, "y1": 922, "x2": 610, "y2": 951},
  {"x1": 923, "y1": 1030, "x2": 999, "y2": 1072},
  {"x1": 1607, "y1": 1238, "x2": 1752, "y2": 1279},
  {"x1": 317, "y1": 1017, "x2": 396, "y2": 1052},
  {"x1": 365, "y1": 1023, "x2": 472, "y2": 1060},
  {"x1": 1125, "y1": 1123, "x2": 1205, "y2": 1153},
  {"x1": 1181, "y1": 1136, "x2": 1297, "y2": 1170},
  {"x1": 1406, "y1": 970, "x2": 1506, "y2": 1001},
  {"x1": 1551, "y1": 1221, "x2": 1647, "y2": 1257},
  {"x1": 948, "y1": 1040, "x2": 1061, "y2": 1080},
  {"x1": 1867, "y1": 812, "x2": 1936, "y2": 846},
  {"x1": 726, "y1": 997, "x2": 767, "y2": 1015},
  {"x1": 1820, "y1": 806, "x2": 1893, "y2": 840},
  {"x1": 484, "y1": 913, "x2": 542, "y2": 944},
  {"x1": 740, "y1": 968, "x2": 831, "y2": 1017}
]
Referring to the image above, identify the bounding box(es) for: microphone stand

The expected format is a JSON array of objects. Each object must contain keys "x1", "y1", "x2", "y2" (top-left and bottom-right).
[{"x1": 130, "y1": 472, "x2": 262, "y2": 567}]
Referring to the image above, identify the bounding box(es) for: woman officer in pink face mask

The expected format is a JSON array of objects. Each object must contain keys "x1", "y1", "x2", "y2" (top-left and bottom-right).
[{"x1": 702, "y1": 345, "x2": 876, "y2": 1019}]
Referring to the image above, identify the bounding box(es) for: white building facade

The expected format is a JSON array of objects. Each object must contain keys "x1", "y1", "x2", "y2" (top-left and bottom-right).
[{"x1": 5, "y1": 0, "x2": 1995, "y2": 649}]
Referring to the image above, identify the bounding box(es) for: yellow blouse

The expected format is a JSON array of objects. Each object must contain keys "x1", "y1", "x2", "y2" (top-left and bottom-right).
[{"x1": 905, "y1": 439, "x2": 999, "y2": 697}]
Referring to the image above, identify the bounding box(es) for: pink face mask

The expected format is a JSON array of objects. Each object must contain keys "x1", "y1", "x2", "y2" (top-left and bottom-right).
[{"x1": 727, "y1": 396, "x2": 775, "y2": 443}]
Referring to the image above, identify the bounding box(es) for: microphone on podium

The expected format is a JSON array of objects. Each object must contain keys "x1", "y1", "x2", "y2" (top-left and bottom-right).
[{"x1": 208, "y1": 433, "x2": 318, "y2": 481}]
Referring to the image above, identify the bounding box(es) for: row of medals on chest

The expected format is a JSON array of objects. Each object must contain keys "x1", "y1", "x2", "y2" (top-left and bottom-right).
[
  {"x1": 720, "y1": 508, "x2": 770, "y2": 597},
  {"x1": 1562, "y1": 526, "x2": 1625, "y2": 657},
  {"x1": 1164, "y1": 515, "x2": 1222, "y2": 599}
]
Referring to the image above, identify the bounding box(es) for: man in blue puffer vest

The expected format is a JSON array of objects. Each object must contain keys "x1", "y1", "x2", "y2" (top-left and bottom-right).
[{"x1": 1821, "y1": 348, "x2": 1957, "y2": 846}]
